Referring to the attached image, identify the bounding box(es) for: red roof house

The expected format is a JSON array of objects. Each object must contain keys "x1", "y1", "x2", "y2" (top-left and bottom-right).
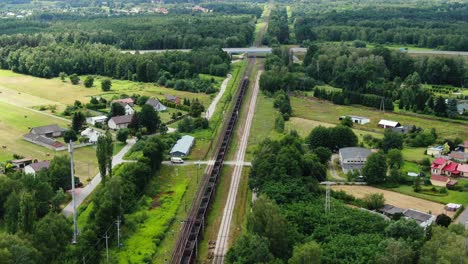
[
  {"x1": 430, "y1": 175, "x2": 449, "y2": 187},
  {"x1": 442, "y1": 161, "x2": 460, "y2": 177},
  {"x1": 458, "y1": 164, "x2": 468, "y2": 178},
  {"x1": 111, "y1": 98, "x2": 134, "y2": 106},
  {"x1": 431, "y1": 157, "x2": 448, "y2": 175}
]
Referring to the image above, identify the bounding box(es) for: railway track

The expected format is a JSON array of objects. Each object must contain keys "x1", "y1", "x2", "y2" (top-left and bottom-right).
[{"x1": 171, "y1": 59, "x2": 255, "y2": 264}]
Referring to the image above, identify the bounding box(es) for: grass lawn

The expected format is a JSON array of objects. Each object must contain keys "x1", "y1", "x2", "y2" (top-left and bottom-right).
[
  {"x1": 115, "y1": 164, "x2": 203, "y2": 264},
  {"x1": 229, "y1": 168, "x2": 251, "y2": 246},
  {"x1": 401, "y1": 148, "x2": 428, "y2": 163},
  {"x1": 245, "y1": 93, "x2": 281, "y2": 161},
  {"x1": 391, "y1": 185, "x2": 468, "y2": 205},
  {"x1": 402, "y1": 161, "x2": 423, "y2": 174},
  {"x1": 291, "y1": 96, "x2": 468, "y2": 140},
  {"x1": 0, "y1": 101, "x2": 98, "y2": 182}
]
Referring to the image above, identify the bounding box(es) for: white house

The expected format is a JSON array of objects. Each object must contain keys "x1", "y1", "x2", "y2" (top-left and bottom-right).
[
  {"x1": 378, "y1": 119, "x2": 401, "y2": 129},
  {"x1": 24, "y1": 161, "x2": 50, "y2": 176},
  {"x1": 80, "y1": 128, "x2": 102, "y2": 143},
  {"x1": 108, "y1": 115, "x2": 133, "y2": 130},
  {"x1": 124, "y1": 104, "x2": 135, "y2": 115},
  {"x1": 339, "y1": 115, "x2": 370, "y2": 125},
  {"x1": 146, "y1": 98, "x2": 167, "y2": 112},
  {"x1": 86, "y1": 116, "x2": 108, "y2": 126},
  {"x1": 427, "y1": 145, "x2": 444, "y2": 156}
]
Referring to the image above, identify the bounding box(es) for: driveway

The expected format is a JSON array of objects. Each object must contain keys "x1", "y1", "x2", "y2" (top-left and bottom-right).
[
  {"x1": 205, "y1": 74, "x2": 232, "y2": 120},
  {"x1": 62, "y1": 138, "x2": 136, "y2": 217}
]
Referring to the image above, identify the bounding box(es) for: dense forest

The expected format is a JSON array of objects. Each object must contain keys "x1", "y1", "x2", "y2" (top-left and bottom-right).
[
  {"x1": 0, "y1": 14, "x2": 255, "y2": 49},
  {"x1": 293, "y1": 3, "x2": 468, "y2": 50}
]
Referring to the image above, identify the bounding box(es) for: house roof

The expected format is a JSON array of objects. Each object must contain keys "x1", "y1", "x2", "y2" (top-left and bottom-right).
[
  {"x1": 170, "y1": 135, "x2": 195, "y2": 155},
  {"x1": 380, "y1": 204, "x2": 406, "y2": 215},
  {"x1": 166, "y1": 95, "x2": 178, "y2": 101},
  {"x1": 459, "y1": 141, "x2": 468, "y2": 148},
  {"x1": 146, "y1": 98, "x2": 162, "y2": 107},
  {"x1": 339, "y1": 147, "x2": 371, "y2": 161},
  {"x1": 443, "y1": 161, "x2": 460, "y2": 173},
  {"x1": 404, "y1": 209, "x2": 434, "y2": 224},
  {"x1": 87, "y1": 116, "x2": 107, "y2": 121},
  {"x1": 431, "y1": 157, "x2": 447, "y2": 168},
  {"x1": 430, "y1": 175, "x2": 449, "y2": 183},
  {"x1": 340, "y1": 115, "x2": 369, "y2": 121},
  {"x1": 458, "y1": 164, "x2": 468, "y2": 173},
  {"x1": 28, "y1": 161, "x2": 50, "y2": 172},
  {"x1": 110, "y1": 115, "x2": 133, "y2": 125},
  {"x1": 378, "y1": 119, "x2": 400, "y2": 127},
  {"x1": 449, "y1": 151, "x2": 468, "y2": 160},
  {"x1": 447, "y1": 180, "x2": 458, "y2": 186},
  {"x1": 112, "y1": 98, "x2": 134, "y2": 105},
  {"x1": 30, "y1": 124, "x2": 65, "y2": 135},
  {"x1": 11, "y1": 158, "x2": 33, "y2": 164}
]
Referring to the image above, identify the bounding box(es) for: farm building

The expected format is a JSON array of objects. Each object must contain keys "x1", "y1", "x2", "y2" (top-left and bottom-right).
[
  {"x1": 29, "y1": 124, "x2": 66, "y2": 138},
  {"x1": 23, "y1": 132, "x2": 65, "y2": 150},
  {"x1": 146, "y1": 98, "x2": 167, "y2": 112},
  {"x1": 11, "y1": 158, "x2": 35, "y2": 169},
  {"x1": 166, "y1": 95, "x2": 181, "y2": 104},
  {"x1": 338, "y1": 147, "x2": 372, "y2": 173},
  {"x1": 427, "y1": 145, "x2": 444, "y2": 156},
  {"x1": 338, "y1": 115, "x2": 370, "y2": 125},
  {"x1": 449, "y1": 151, "x2": 468, "y2": 163},
  {"x1": 81, "y1": 128, "x2": 102, "y2": 144},
  {"x1": 108, "y1": 115, "x2": 133, "y2": 130},
  {"x1": 86, "y1": 116, "x2": 107, "y2": 126},
  {"x1": 403, "y1": 209, "x2": 436, "y2": 229},
  {"x1": 378, "y1": 119, "x2": 401, "y2": 129},
  {"x1": 170, "y1": 135, "x2": 195, "y2": 157},
  {"x1": 24, "y1": 161, "x2": 50, "y2": 175},
  {"x1": 379, "y1": 205, "x2": 436, "y2": 228},
  {"x1": 391, "y1": 125, "x2": 415, "y2": 134}
]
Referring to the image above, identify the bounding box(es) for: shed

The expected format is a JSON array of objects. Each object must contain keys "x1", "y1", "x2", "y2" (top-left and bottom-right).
[
  {"x1": 427, "y1": 145, "x2": 444, "y2": 156},
  {"x1": 378, "y1": 119, "x2": 401, "y2": 129},
  {"x1": 170, "y1": 135, "x2": 195, "y2": 157},
  {"x1": 30, "y1": 124, "x2": 65, "y2": 138},
  {"x1": 86, "y1": 116, "x2": 108, "y2": 126},
  {"x1": 339, "y1": 115, "x2": 370, "y2": 125},
  {"x1": 403, "y1": 209, "x2": 436, "y2": 228}
]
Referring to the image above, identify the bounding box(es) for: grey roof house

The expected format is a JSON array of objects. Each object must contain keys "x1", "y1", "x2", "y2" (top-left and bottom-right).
[
  {"x1": 29, "y1": 124, "x2": 66, "y2": 138},
  {"x1": 170, "y1": 135, "x2": 195, "y2": 157},
  {"x1": 24, "y1": 161, "x2": 50, "y2": 175},
  {"x1": 146, "y1": 98, "x2": 167, "y2": 112},
  {"x1": 339, "y1": 147, "x2": 372, "y2": 173}
]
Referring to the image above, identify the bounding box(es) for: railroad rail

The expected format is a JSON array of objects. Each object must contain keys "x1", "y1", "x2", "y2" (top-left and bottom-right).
[{"x1": 171, "y1": 62, "x2": 252, "y2": 264}]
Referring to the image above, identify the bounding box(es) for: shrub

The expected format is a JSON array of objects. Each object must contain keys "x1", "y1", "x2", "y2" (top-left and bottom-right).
[{"x1": 362, "y1": 193, "x2": 385, "y2": 210}]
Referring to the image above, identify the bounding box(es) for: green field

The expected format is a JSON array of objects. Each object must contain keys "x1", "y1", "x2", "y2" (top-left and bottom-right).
[
  {"x1": 0, "y1": 101, "x2": 98, "y2": 181},
  {"x1": 291, "y1": 96, "x2": 468, "y2": 140},
  {"x1": 0, "y1": 70, "x2": 212, "y2": 109},
  {"x1": 401, "y1": 147, "x2": 428, "y2": 163},
  {"x1": 390, "y1": 185, "x2": 468, "y2": 205}
]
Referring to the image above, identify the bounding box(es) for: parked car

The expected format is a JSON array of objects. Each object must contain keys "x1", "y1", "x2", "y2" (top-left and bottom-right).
[{"x1": 171, "y1": 157, "x2": 184, "y2": 164}]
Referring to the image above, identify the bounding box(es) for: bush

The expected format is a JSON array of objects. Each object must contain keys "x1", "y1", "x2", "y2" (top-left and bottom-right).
[
  {"x1": 84, "y1": 76, "x2": 94, "y2": 88},
  {"x1": 101, "y1": 78, "x2": 112, "y2": 91},
  {"x1": 70, "y1": 74, "x2": 80, "y2": 85},
  {"x1": 117, "y1": 129, "x2": 129, "y2": 143},
  {"x1": 362, "y1": 193, "x2": 385, "y2": 210}
]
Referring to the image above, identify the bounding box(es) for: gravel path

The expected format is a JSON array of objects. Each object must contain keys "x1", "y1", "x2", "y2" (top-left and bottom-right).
[{"x1": 205, "y1": 74, "x2": 232, "y2": 120}]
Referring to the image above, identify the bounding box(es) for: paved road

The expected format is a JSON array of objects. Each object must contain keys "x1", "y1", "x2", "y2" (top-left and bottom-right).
[
  {"x1": 62, "y1": 138, "x2": 136, "y2": 217},
  {"x1": 456, "y1": 207, "x2": 468, "y2": 226},
  {"x1": 205, "y1": 74, "x2": 232, "y2": 120},
  {"x1": 213, "y1": 69, "x2": 262, "y2": 263}
]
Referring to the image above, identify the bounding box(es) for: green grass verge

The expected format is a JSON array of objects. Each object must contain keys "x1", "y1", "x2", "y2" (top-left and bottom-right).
[{"x1": 113, "y1": 165, "x2": 202, "y2": 263}]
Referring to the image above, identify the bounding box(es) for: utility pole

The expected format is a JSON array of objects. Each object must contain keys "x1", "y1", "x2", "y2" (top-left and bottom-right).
[
  {"x1": 69, "y1": 140, "x2": 78, "y2": 244},
  {"x1": 325, "y1": 182, "x2": 331, "y2": 213},
  {"x1": 197, "y1": 160, "x2": 200, "y2": 184},
  {"x1": 116, "y1": 216, "x2": 122, "y2": 248},
  {"x1": 104, "y1": 232, "x2": 109, "y2": 263}
]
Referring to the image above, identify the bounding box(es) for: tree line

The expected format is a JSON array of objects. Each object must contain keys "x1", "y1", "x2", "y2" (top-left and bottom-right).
[{"x1": 0, "y1": 43, "x2": 230, "y2": 85}]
